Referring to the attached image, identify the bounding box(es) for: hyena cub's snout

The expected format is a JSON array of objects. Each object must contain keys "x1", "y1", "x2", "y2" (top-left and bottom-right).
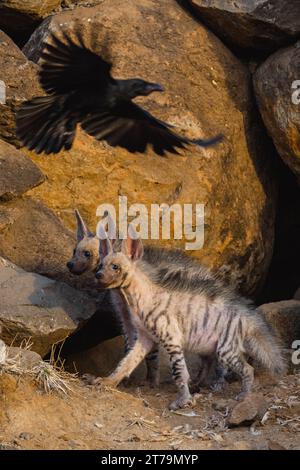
[
  {"x1": 95, "y1": 264, "x2": 113, "y2": 287},
  {"x1": 66, "y1": 257, "x2": 88, "y2": 275},
  {"x1": 95, "y1": 269, "x2": 103, "y2": 280},
  {"x1": 67, "y1": 242, "x2": 101, "y2": 275},
  {"x1": 66, "y1": 260, "x2": 74, "y2": 270}
]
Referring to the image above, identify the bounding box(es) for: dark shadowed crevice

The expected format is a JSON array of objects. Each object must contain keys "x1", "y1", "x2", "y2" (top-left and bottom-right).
[{"x1": 258, "y1": 162, "x2": 300, "y2": 304}]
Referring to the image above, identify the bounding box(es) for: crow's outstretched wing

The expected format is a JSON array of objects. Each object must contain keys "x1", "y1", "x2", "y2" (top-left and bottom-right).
[
  {"x1": 16, "y1": 95, "x2": 78, "y2": 154},
  {"x1": 39, "y1": 31, "x2": 112, "y2": 94},
  {"x1": 81, "y1": 101, "x2": 223, "y2": 156}
]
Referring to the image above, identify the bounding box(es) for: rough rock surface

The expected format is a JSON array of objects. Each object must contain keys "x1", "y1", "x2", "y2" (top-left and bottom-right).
[
  {"x1": 0, "y1": 257, "x2": 97, "y2": 356},
  {"x1": 254, "y1": 42, "x2": 300, "y2": 184},
  {"x1": 0, "y1": 197, "x2": 81, "y2": 286},
  {"x1": 0, "y1": 139, "x2": 44, "y2": 200},
  {"x1": 0, "y1": 30, "x2": 41, "y2": 146},
  {"x1": 0, "y1": 1, "x2": 61, "y2": 40},
  {"x1": 22, "y1": 0, "x2": 276, "y2": 297},
  {"x1": 258, "y1": 300, "x2": 300, "y2": 349},
  {"x1": 6, "y1": 347, "x2": 42, "y2": 371},
  {"x1": 187, "y1": 0, "x2": 300, "y2": 53},
  {"x1": 62, "y1": 0, "x2": 104, "y2": 8},
  {"x1": 227, "y1": 393, "x2": 268, "y2": 427}
]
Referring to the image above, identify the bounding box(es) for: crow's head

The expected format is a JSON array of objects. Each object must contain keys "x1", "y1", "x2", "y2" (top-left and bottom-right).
[{"x1": 126, "y1": 79, "x2": 164, "y2": 99}]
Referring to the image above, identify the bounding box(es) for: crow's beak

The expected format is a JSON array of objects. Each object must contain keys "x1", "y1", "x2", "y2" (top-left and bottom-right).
[{"x1": 146, "y1": 83, "x2": 164, "y2": 94}]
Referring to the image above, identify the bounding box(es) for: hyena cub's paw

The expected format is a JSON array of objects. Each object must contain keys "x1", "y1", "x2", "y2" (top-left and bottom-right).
[
  {"x1": 92, "y1": 377, "x2": 118, "y2": 390},
  {"x1": 121, "y1": 377, "x2": 131, "y2": 387},
  {"x1": 81, "y1": 373, "x2": 97, "y2": 385},
  {"x1": 169, "y1": 394, "x2": 196, "y2": 411},
  {"x1": 235, "y1": 390, "x2": 250, "y2": 402},
  {"x1": 210, "y1": 377, "x2": 227, "y2": 392}
]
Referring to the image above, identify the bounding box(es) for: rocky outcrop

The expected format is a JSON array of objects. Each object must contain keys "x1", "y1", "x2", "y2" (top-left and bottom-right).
[
  {"x1": 0, "y1": 139, "x2": 44, "y2": 201},
  {"x1": 0, "y1": 198, "x2": 79, "y2": 285},
  {"x1": 258, "y1": 300, "x2": 300, "y2": 349},
  {"x1": 254, "y1": 42, "x2": 300, "y2": 184},
  {"x1": 21, "y1": 0, "x2": 276, "y2": 297},
  {"x1": 187, "y1": 1, "x2": 300, "y2": 53},
  {"x1": 0, "y1": 257, "x2": 97, "y2": 356},
  {"x1": 0, "y1": 1, "x2": 61, "y2": 41},
  {"x1": 6, "y1": 347, "x2": 42, "y2": 371},
  {"x1": 0, "y1": 30, "x2": 41, "y2": 146}
]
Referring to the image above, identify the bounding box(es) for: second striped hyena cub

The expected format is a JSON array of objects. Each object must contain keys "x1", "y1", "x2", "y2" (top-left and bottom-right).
[{"x1": 95, "y1": 227, "x2": 286, "y2": 410}]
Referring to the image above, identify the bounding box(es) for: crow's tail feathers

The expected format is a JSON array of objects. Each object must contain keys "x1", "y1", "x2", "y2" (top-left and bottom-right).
[
  {"x1": 192, "y1": 133, "x2": 224, "y2": 148},
  {"x1": 16, "y1": 95, "x2": 77, "y2": 154}
]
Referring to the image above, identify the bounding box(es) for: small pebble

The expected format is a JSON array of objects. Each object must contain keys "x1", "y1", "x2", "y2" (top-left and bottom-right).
[
  {"x1": 94, "y1": 422, "x2": 103, "y2": 429},
  {"x1": 19, "y1": 432, "x2": 33, "y2": 440}
]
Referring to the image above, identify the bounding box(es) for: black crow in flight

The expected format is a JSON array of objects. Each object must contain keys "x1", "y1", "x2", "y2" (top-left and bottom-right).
[{"x1": 16, "y1": 30, "x2": 223, "y2": 156}]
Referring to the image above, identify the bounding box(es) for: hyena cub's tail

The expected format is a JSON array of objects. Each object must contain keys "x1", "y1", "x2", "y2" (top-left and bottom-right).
[{"x1": 244, "y1": 313, "x2": 286, "y2": 375}]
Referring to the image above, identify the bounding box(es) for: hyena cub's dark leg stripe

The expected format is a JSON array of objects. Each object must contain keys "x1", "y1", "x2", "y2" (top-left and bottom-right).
[
  {"x1": 110, "y1": 290, "x2": 137, "y2": 351},
  {"x1": 141, "y1": 297, "x2": 192, "y2": 409},
  {"x1": 216, "y1": 316, "x2": 254, "y2": 399},
  {"x1": 157, "y1": 337, "x2": 192, "y2": 410},
  {"x1": 168, "y1": 346, "x2": 191, "y2": 410}
]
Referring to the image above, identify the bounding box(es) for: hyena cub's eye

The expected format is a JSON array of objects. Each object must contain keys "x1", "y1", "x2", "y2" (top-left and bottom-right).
[
  {"x1": 111, "y1": 263, "x2": 120, "y2": 271},
  {"x1": 84, "y1": 251, "x2": 91, "y2": 258},
  {"x1": 73, "y1": 249, "x2": 76, "y2": 256}
]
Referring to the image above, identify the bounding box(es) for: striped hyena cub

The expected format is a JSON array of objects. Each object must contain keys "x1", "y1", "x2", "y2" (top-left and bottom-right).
[
  {"x1": 66, "y1": 209, "x2": 160, "y2": 386},
  {"x1": 95, "y1": 226, "x2": 286, "y2": 410},
  {"x1": 67, "y1": 210, "x2": 222, "y2": 388}
]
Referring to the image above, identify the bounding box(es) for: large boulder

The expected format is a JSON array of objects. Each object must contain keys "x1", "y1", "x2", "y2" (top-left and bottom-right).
[
  {"x1": 254, "y1": 42, "x2": 300, "y2": 184},
  {"x1": 0, "y1": 197, "x2": 86, "y2": 287},
  {"x1": 6, "y1": 346, "x2": 42, "y2": 371},
  {"x1": 0, "y1": 30, "x2": 41, "y2": 146},
  {"x1": 0, "y1": 1, "x2": 61, "y2": 41},
  {"x1": 0, "y1": 139, "x2": 44, "y2": 200},
  {"x1": 0, "y1": 257, "x2": 97, "y2": 356},
  {"x1": 258, "y1": 300, "x2": 300, "y2": 349},
  {"x1": 21, "y1": 0, "x2": 276, "y2": 297},
  {"x1": 187, "y1": 1, "x2": 300, "y2": 53}
]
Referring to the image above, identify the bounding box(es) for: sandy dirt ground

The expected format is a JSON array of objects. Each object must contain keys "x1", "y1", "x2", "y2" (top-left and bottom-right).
[{"x1": 0, "y1": 370, "x2": 299, "y2": 451}]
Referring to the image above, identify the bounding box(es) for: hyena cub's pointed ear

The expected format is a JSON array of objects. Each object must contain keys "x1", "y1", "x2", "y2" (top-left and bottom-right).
[
  {"x1": 102, "y1": 210, "x2": 117, "y2": 246},
  {"x1": 75, "y1": 209, "x2": 94, "y2": 242},
  {"x1": 122, "y1": 224, "x2": 144, "y2": 261},
  {"x1": 97, "y1": 224, "x2": 113, "y2": 258}
]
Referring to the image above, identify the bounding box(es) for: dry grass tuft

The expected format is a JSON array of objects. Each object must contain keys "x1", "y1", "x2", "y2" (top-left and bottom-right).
[
  {"x1": 0, "y1": 338, "x2": 78, "y2": 397},
  {"x1": 32, "y1": 361, "x2": 78, "y2": 395}
]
